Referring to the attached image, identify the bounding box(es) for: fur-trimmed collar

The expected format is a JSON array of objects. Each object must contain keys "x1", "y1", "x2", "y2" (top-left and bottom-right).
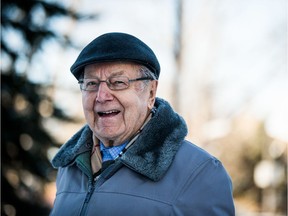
[{"x1": 52, "y1": 98, "x2": 187, "y2": 181}]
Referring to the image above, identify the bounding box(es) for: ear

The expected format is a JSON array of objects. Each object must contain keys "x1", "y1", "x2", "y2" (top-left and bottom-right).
[{"x1": 147, "y1": 80, "x2": 158, "y2": 109}]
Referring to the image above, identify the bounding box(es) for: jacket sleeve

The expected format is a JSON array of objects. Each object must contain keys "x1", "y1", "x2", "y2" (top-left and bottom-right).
[{"x1": 172, "y1": 158, "x2": 235, "y2": 216}]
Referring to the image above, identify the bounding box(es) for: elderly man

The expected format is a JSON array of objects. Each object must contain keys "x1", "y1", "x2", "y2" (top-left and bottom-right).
[{"x1": 50, "y1": 32, "x2": 235, "y2": 215}]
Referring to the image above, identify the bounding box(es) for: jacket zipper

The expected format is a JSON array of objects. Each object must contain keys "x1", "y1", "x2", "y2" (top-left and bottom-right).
[
  {"x1": 79, "y1": 174, "x2": 108, "y2": 216},
  {"x1": 76, "y1": 154, "x2": 97, "y2": 216},
  {"x1": 79, "y1": 177, "x2": 96, "y2": 216},
  {"x1": 77, "y1": 157, "x2": 123, "y2": 215}
]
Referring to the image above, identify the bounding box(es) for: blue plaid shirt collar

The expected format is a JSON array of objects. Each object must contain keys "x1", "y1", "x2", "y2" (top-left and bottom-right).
[{"x1": 100, "y1": 141, "x2": 128, "y2": 162}]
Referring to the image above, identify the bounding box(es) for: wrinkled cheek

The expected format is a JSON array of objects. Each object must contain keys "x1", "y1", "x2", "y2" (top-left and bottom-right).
[
  {"x1": 125, "y1": 111, "x2": 142, "y2": 131},
  {"x1": 82, "y1": 95, "x2": 96, "y2": 123}
]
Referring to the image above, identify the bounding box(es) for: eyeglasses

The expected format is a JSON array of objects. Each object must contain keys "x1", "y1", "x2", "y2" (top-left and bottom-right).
[{"x1": 78, "y1": 75, "x2": 154, "y2": 91}]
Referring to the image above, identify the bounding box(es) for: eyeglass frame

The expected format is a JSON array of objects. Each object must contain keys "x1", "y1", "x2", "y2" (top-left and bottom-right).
[{"x1": 78, "y1": 75, "x2": 155, "y2": 91}]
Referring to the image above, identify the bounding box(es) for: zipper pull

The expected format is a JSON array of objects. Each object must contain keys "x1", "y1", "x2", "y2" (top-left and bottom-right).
[{"x1": 94, "y1": 175, "x2": 100, "y2": 181}]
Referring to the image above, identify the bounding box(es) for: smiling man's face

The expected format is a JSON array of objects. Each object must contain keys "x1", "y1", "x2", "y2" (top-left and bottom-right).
[{"x1": 81, "y1": 62, "x2": 157, "y2": 147}]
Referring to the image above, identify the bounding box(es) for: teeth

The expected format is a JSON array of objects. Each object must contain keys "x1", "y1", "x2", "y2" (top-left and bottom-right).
[
  {"x1": 103, "y1": 110, "x2": 116, "y2": 114},
  {"x1": 99, "y1": 110, "x2": 118, "y2": 115}
]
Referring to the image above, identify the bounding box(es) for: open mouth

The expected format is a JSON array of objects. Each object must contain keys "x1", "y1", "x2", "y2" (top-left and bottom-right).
[{"x1": 98, "y1": 110, "x2": 120, "y2": 117}]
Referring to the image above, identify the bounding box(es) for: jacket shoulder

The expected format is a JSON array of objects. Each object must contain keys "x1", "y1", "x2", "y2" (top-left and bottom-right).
[
  {"x1": 173, "y1": 140, "x2": 232, "y2": 187},
  {"x1": 178, "y1": 140, "x2": 218, "y2": 164}
]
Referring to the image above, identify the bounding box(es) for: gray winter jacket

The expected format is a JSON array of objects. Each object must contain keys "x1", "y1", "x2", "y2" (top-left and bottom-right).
[{"x1": 50, "y1": 98, "x2": 235, "y2": 216}]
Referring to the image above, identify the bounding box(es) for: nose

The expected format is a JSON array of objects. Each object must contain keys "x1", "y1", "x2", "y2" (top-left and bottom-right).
[{"x1": 96, "y1": 82, "x2": 113, "y2": 103}]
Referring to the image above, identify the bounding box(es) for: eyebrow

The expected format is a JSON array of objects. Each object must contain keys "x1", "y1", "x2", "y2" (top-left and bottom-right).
[
  {"x1": 110, "y1": 70, "x2": 125, "y2": 76},
  {"x1": 84, "y1": 70, "x2": 126, "y2": 79}
]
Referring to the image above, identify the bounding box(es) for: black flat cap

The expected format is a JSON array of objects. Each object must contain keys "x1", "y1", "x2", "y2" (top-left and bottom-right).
[{"x1": 70, "y1": 32, "x2": 161, "y2": 80}]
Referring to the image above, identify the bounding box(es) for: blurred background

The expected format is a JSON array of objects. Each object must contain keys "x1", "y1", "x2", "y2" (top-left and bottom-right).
[{"x1": 1, "y1": 0, "x2": 287, "y2": 215}]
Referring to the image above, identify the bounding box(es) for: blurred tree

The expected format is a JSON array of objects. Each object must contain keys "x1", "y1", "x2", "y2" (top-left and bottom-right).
[{"x1": 1, "y1": 0, "x2": 97, "y2": 215}]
